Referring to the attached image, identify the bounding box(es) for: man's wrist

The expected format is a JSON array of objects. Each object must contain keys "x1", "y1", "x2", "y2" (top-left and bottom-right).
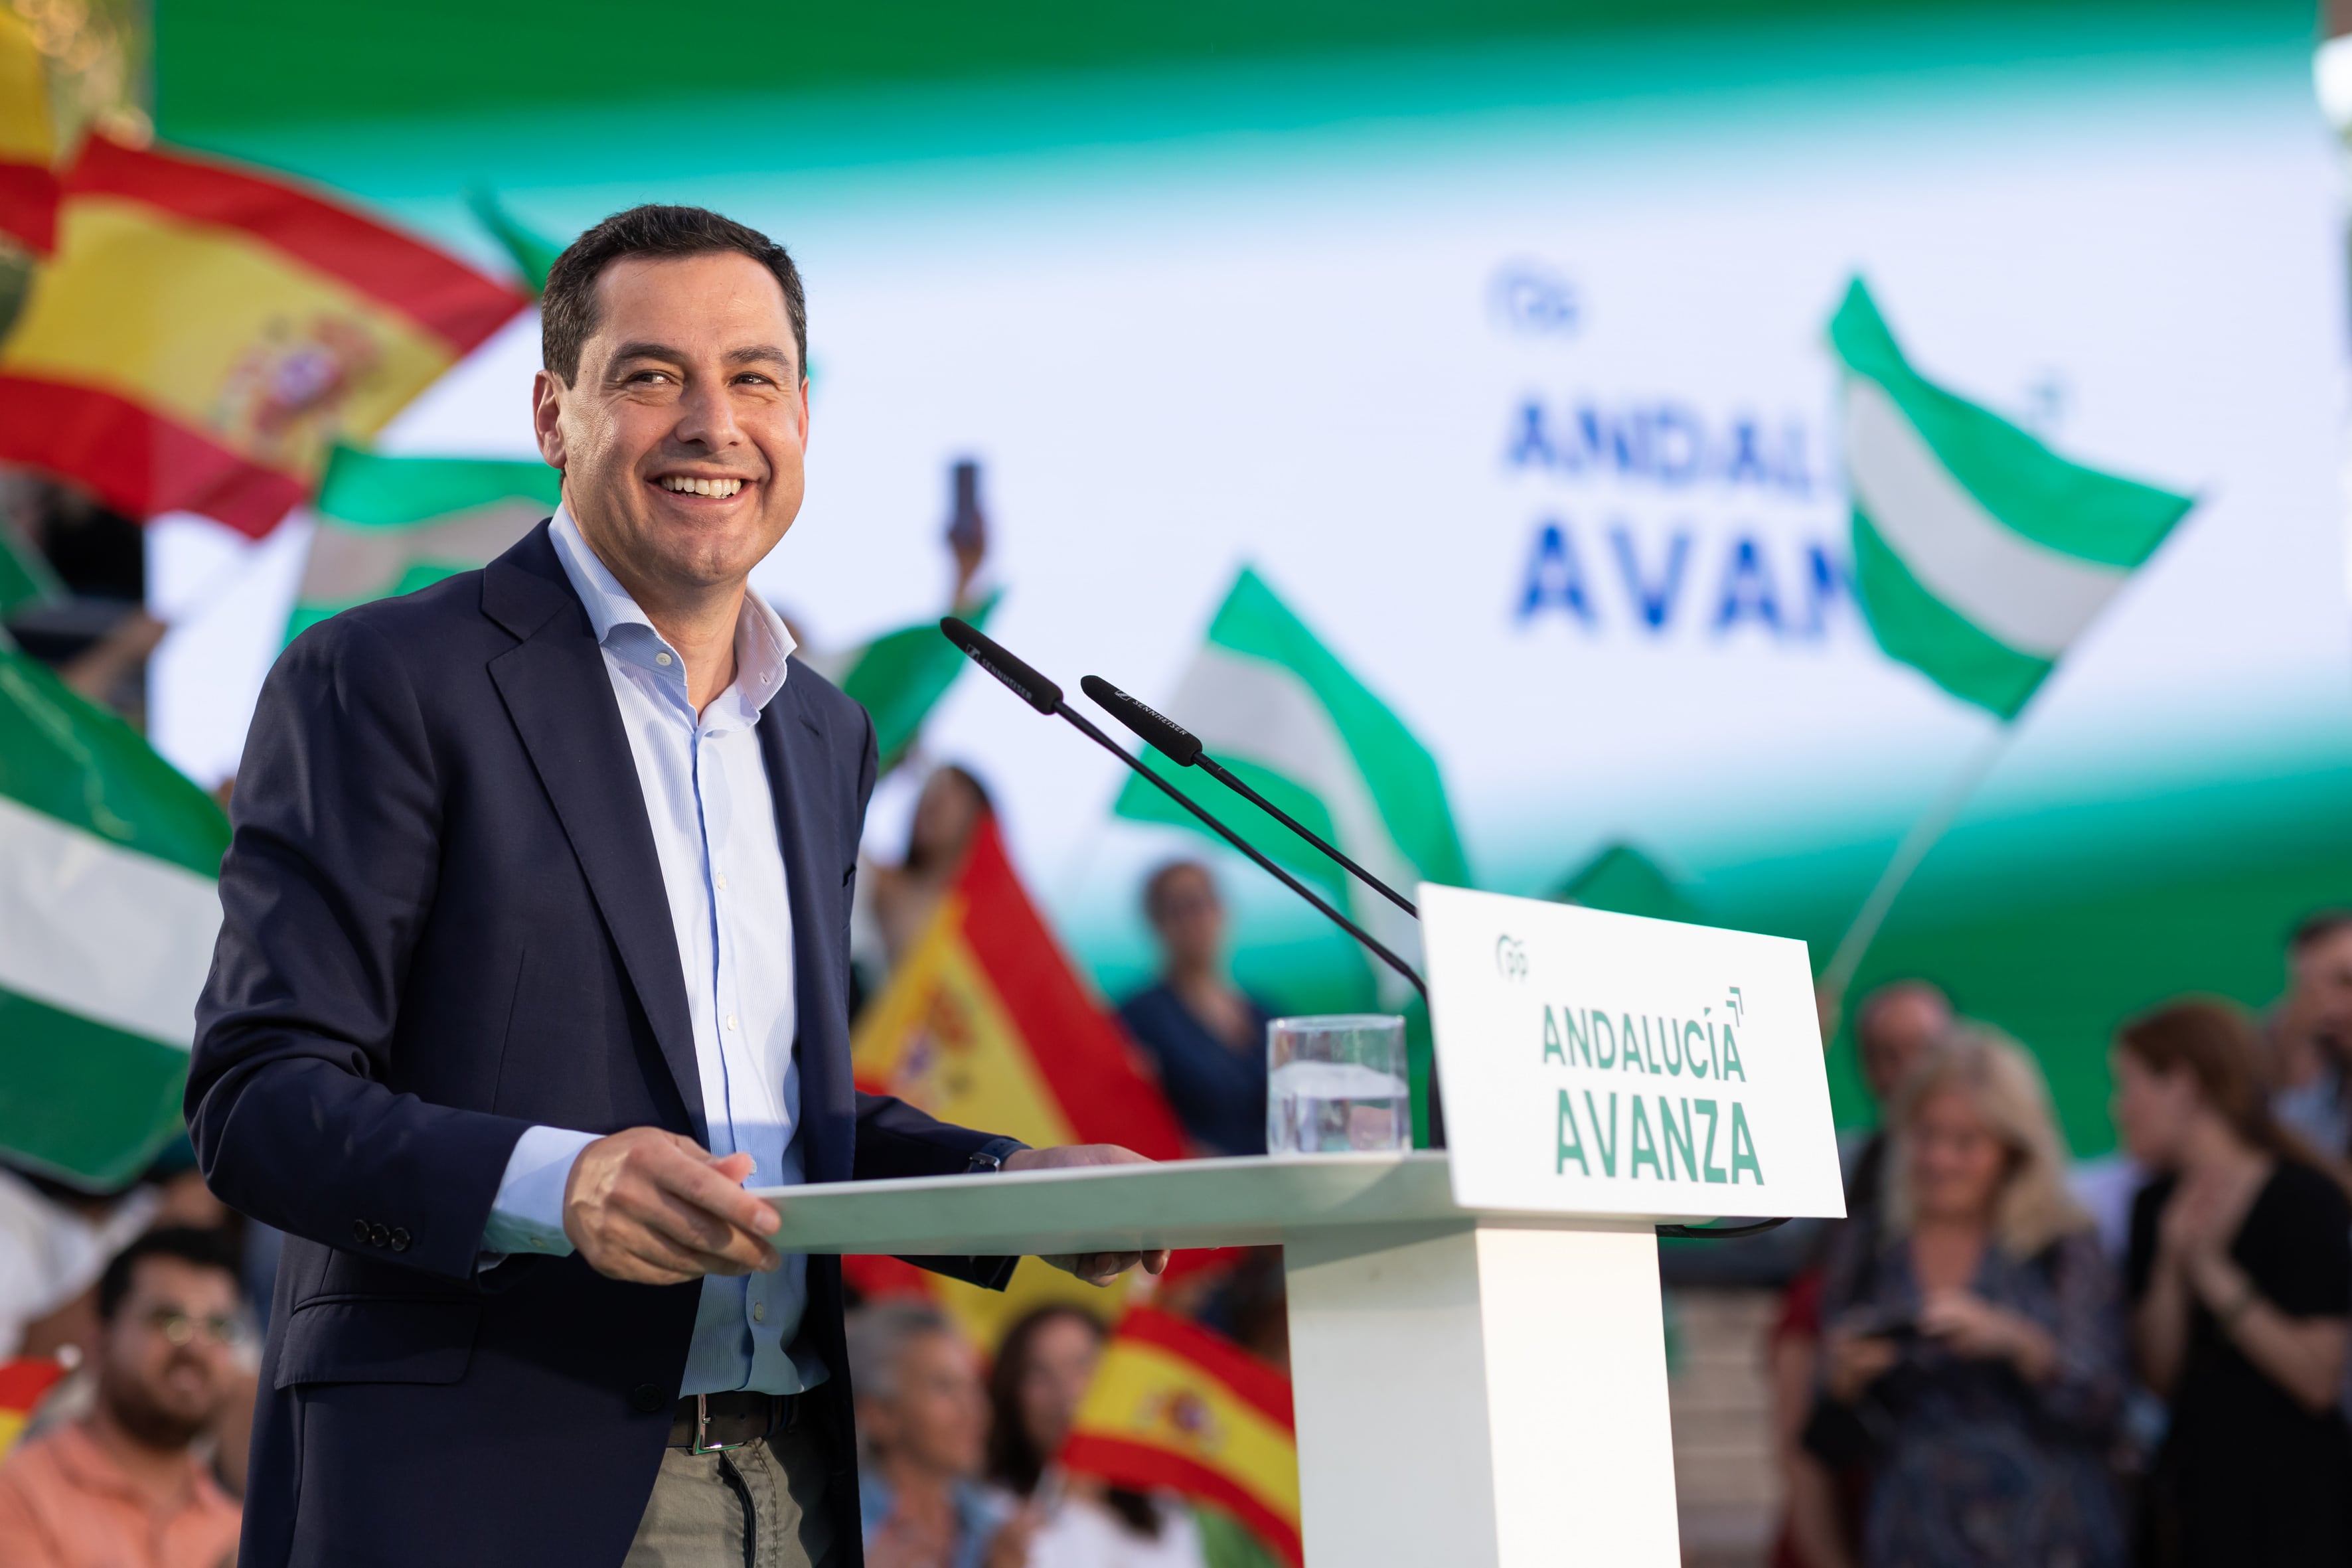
[{"x1": 482, "y1": 1125, "x2": 600, "y2": 1257}]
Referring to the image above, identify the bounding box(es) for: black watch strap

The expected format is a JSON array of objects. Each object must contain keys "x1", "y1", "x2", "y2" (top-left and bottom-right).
[{"x1": 966, "y1": 1137, "x2": 1027, "y2": 1174}]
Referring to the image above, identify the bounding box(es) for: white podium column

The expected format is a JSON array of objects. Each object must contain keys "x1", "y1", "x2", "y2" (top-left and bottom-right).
[{"x1": 1285, "y1": 1221, "x2": 1680, "y2": 1567}]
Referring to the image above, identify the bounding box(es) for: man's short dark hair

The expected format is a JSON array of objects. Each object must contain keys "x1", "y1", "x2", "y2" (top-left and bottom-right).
[
  {"x1": 540, "y1": 204, "x2": 807, "y2": 386},
  {"x1": 2292, "y1": 910, "x2": 2352, "y2": 953},
  {"x1": 97, "y1": 1227, "x2": 242, "y2": 1322}
]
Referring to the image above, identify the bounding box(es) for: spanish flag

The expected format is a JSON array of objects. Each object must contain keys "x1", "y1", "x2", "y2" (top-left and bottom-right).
[
  {"x1": 0, "y1": 1359, "x2": 66, "y2": 1460},
  {"x1": 847, "y1": 811, "x2": 1186, "y2": 1344},
  {"x1": 852, "y1": 810, "x2": 1184, "y2": 1162},
  {"x1": 0, "y1": 9, "x2": 56, "y2": 253},
  {"x1": 0, "y1": 135, "x2": 526, "y2": 534},
  {"x1": 1062, "y1": 1307, "x2": 1302, "y2": 1567}
]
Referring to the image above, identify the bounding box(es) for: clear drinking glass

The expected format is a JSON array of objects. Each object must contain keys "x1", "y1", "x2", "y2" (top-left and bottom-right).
[{"x1": 1266, "y1": 1014, "x2": 1411, "y2": 1155}]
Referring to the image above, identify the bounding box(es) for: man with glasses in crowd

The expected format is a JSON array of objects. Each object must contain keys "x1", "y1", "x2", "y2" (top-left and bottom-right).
[{"x1": 0, "y1": 1227, "x2": 246, "y2": 1568}]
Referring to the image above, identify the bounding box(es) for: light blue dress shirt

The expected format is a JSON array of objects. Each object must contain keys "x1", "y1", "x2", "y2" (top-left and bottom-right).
[{"x1": 481, "y1": 508, "x2": 821, "y2": 1395}]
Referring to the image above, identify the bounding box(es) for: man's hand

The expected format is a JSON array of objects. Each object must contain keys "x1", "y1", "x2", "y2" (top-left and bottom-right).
[
  {"x1": 1002, "y1": 1144, "x2": 1172, "y2": 1286},
  {"x1": 563, "y1": 1127, "x2": 781, "y2": 1285}
]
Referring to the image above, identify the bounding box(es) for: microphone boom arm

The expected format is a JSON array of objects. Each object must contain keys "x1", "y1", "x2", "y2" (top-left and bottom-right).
[
  {"x1": 1193, "y1": 751, "x2": 1417, "y2": 919},
  {"x1": 1058, "y1": 704, "x2": 1428, "y2": 1002},
  {"x1": 1079, "y1": 674, "x2": 1417, "y2": 919}
]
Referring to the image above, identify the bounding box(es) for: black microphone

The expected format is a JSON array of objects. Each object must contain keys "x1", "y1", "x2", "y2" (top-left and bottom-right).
[
  {"x1": 1079, "y1": 674, "x2": 1418, "y2": 921},
  {"x1": 940, "y1": 616, "x2": 1059, "y2": 714},
  {"x1": 940, "y1": 619, "x2": 1428, "y2": 1008}
]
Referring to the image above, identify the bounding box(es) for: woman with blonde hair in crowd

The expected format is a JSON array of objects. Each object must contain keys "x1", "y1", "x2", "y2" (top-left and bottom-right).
[
  {"x1": 2116, "y1": 998, "x2": 2352, "y2": 1567},
  {"x1": 1805, "y1": 1025, "x2": 2124, "y2": 1568}
]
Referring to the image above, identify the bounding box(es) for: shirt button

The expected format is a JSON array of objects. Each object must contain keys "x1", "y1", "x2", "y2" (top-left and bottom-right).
[
  {"x1": 715, "y1": 872, "x2": 728, "y2": 890},
  {"x1": 725, "y1": 1015, "x2": 738, "y2": 1032},
  {"x1": 753, "y1": 1302, "x2": 767, "y2": 1322},
  {"x1": 655, "y1": 652, "x2": 674, "y2": 666}
]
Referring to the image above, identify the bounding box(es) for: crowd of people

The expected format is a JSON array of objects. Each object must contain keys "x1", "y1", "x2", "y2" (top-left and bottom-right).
[
  {"x1": 8, "y1": 740, "x2": 2351, "y2": 1568},
  {"x1": 1771, "y1": 911, "x2": 2352, "y2": 1568},
  {"x1": 844, "y1": 1298, "x2": 1272, "y2": 1568}
]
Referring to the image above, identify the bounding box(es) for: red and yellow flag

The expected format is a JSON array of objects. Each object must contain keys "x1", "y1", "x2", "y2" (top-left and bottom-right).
[
  {"x1": 847, "y1": 811, "x2": 1186, "y2": 1345},
  {"x1": 0, "y1": 1358, "x2": 66, "y2": 1459},
  {"x1": 0, "y1": 10, "x2": 56, "y2": 252},
  {"x1": 1062, "y1": 1307, "x2": 1301, "y2": 1567},
  {"x1": 0, "y1": 135, "x2": 526, "y2": 534},
  {"x1": 852, "y1": 811, "x2": 1184, "y2": 1160}
]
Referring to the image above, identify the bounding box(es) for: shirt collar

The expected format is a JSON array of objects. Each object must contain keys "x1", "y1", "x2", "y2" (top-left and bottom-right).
[{"x1": 547, "y1": 505, "x2": 795, "y2": 721}]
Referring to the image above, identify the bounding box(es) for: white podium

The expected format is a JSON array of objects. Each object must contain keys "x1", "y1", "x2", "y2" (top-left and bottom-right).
[
  {"x1": 763, "y1": 886, "x2": 1846, "y2": 1565},
  {"x1": 765, "y1": 1151, "x2": 1707, "y2": 1566}
]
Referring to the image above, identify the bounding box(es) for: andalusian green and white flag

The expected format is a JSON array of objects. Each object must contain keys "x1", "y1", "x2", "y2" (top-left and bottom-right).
[
  {"x1": 0, "y1": 637, "x2": 228, "y2": 1188},
  {"x1": 1111, "y1": 566, "x2": 1468, "y2": 992},
  {"x1": 288, "y1": 445, "x2": 560, "y2": 642},
  {"x1": 1830, "y1": 279, "x2": 2194, "y2": 718},
  {"x1": 800, "y1": 591, "x2": 1000, "y2": 773}
]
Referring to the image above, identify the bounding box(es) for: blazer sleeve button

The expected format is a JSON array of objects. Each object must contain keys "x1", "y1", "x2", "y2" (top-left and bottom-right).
[
  {"x1": 631, "y1": 1383, "x2": 666, "y2": 1414},
  {"x1": 368, "y1": 1223, "x2": 390, "y2": 1248},
  {"x1": 388, "y1": 1227, "x2": 412, "y2": 1253},
  {"x1": 352, "y1": 1219, "x2": 371, "y2": 1245}
]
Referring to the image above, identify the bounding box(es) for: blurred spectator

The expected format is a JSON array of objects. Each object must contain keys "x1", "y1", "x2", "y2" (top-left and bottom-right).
[
  {"x1": 2268, "y1": 911, "x2": 2352, "y2": 1160},
  {"x1": 0, "y1": 1227, "x2": 245, "y2": 1568},
  {"x1": 986, "y1": 1306, "x2": 1206, "y2": 1568},
  {"x1": 1806, "y1": 1026, "x2": 2124, "y2": 1568},
  {"x1": 2118, "y1": 999, "x2": 2352, "y2": 1567},
  {"x1": 851, "y1": 1302, "x2": 1030, "y2": 1568},
  {"x1": 865, "y1": 765, "x2": 994, "y2": 974},
  {"x1": 1844, "y1": 982, "x2": 1955, "y2": 1240},
  {"x1": 1768, "y1": 979, "x2": 1951, "y2": 1568},
  {"x1": 1117, "y1": 862, "x2": 1275, "y2": 1158},
  {"x1": 0, "y1": 1167, "x2": 159, "y2": 1362}
]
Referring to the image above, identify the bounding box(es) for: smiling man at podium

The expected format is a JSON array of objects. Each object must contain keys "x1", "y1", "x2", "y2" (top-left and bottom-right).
[{"x1": 187, "y1": 205, "x2": 1160, "y2": 1568}]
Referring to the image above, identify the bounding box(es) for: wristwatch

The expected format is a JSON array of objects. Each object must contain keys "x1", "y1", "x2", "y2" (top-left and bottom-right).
[{"x1": 966, "y1": 1137, "x2": 1027, "y2": 1175}]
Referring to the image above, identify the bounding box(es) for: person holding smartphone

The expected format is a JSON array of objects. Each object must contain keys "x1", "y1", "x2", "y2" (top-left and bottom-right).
[{"x1": 1804, "y1": 1027, "x2": 2125, "y2": 1568}]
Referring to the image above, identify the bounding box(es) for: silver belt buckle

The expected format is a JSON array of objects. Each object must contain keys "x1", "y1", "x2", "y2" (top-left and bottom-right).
[{"x1": 690, "y1": 1393, "x2": 749, "y2": 1456}]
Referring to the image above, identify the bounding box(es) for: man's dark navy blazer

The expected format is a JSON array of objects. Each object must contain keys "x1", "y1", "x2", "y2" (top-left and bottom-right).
[{"x1": 188, "y1": 522, "x2": 1014, "y2": 1567}]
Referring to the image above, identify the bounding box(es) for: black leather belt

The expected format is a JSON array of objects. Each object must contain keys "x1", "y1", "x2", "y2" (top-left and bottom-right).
[{"x1": 668, "y1": 1391, "x2": 796, "y2": 1454}]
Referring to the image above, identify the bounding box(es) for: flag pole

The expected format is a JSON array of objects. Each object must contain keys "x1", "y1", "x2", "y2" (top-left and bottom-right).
[{"x1": 1818, "y1": 723, "x2": 2014, "y2": 1006}]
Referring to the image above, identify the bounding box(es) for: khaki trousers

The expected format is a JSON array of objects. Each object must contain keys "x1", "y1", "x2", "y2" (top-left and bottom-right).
[{"x1": 623, "y1": 1419, "x2": 837, "y2": 1568}]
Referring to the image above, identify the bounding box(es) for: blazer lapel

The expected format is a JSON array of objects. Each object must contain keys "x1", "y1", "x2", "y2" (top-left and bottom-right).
[
  {"x1": 481, "y1": 527, "x2": 708, "y2": 1146},
  {"x1": 759, "y1": 673, "x2": 854, "y2": 1186}
]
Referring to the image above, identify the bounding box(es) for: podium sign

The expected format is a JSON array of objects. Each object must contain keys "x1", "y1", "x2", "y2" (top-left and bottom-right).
[
  {"x1": 756, "y1": 890, "x2": 1852, "y2": 1566},
  {"x1": 1421, "y1": 885, "x2": 1845, "y2": 1221}
]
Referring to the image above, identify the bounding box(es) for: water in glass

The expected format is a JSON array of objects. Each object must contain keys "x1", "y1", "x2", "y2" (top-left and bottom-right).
[{"x1": 1267, "y1": 1013, "x2": 1410, "y2": 1154}]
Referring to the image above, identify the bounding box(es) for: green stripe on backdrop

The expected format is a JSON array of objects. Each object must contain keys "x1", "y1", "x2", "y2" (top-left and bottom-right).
[
  {"x1": 1851, "y1": 514, "x2": 2053, "y2": 719},
  {"x1": 315, "y1": 446, "x2": 560, "y2": 528},
  {"x1": 1829, "y1": 281, "x2": 2192, "y2": 567},
  {"x1": 0, "y1": 987, "x2": 192, "y2": 1190},
  {"x1": 1204, "y1": 568, "x2": 1470, "y2": 887},
  {"x1": 0, "y1": 647, "x2": 228, "y2": 878},
  {"x1": 155, "y1": 0, "x2": 2310, "y2": 136}
]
